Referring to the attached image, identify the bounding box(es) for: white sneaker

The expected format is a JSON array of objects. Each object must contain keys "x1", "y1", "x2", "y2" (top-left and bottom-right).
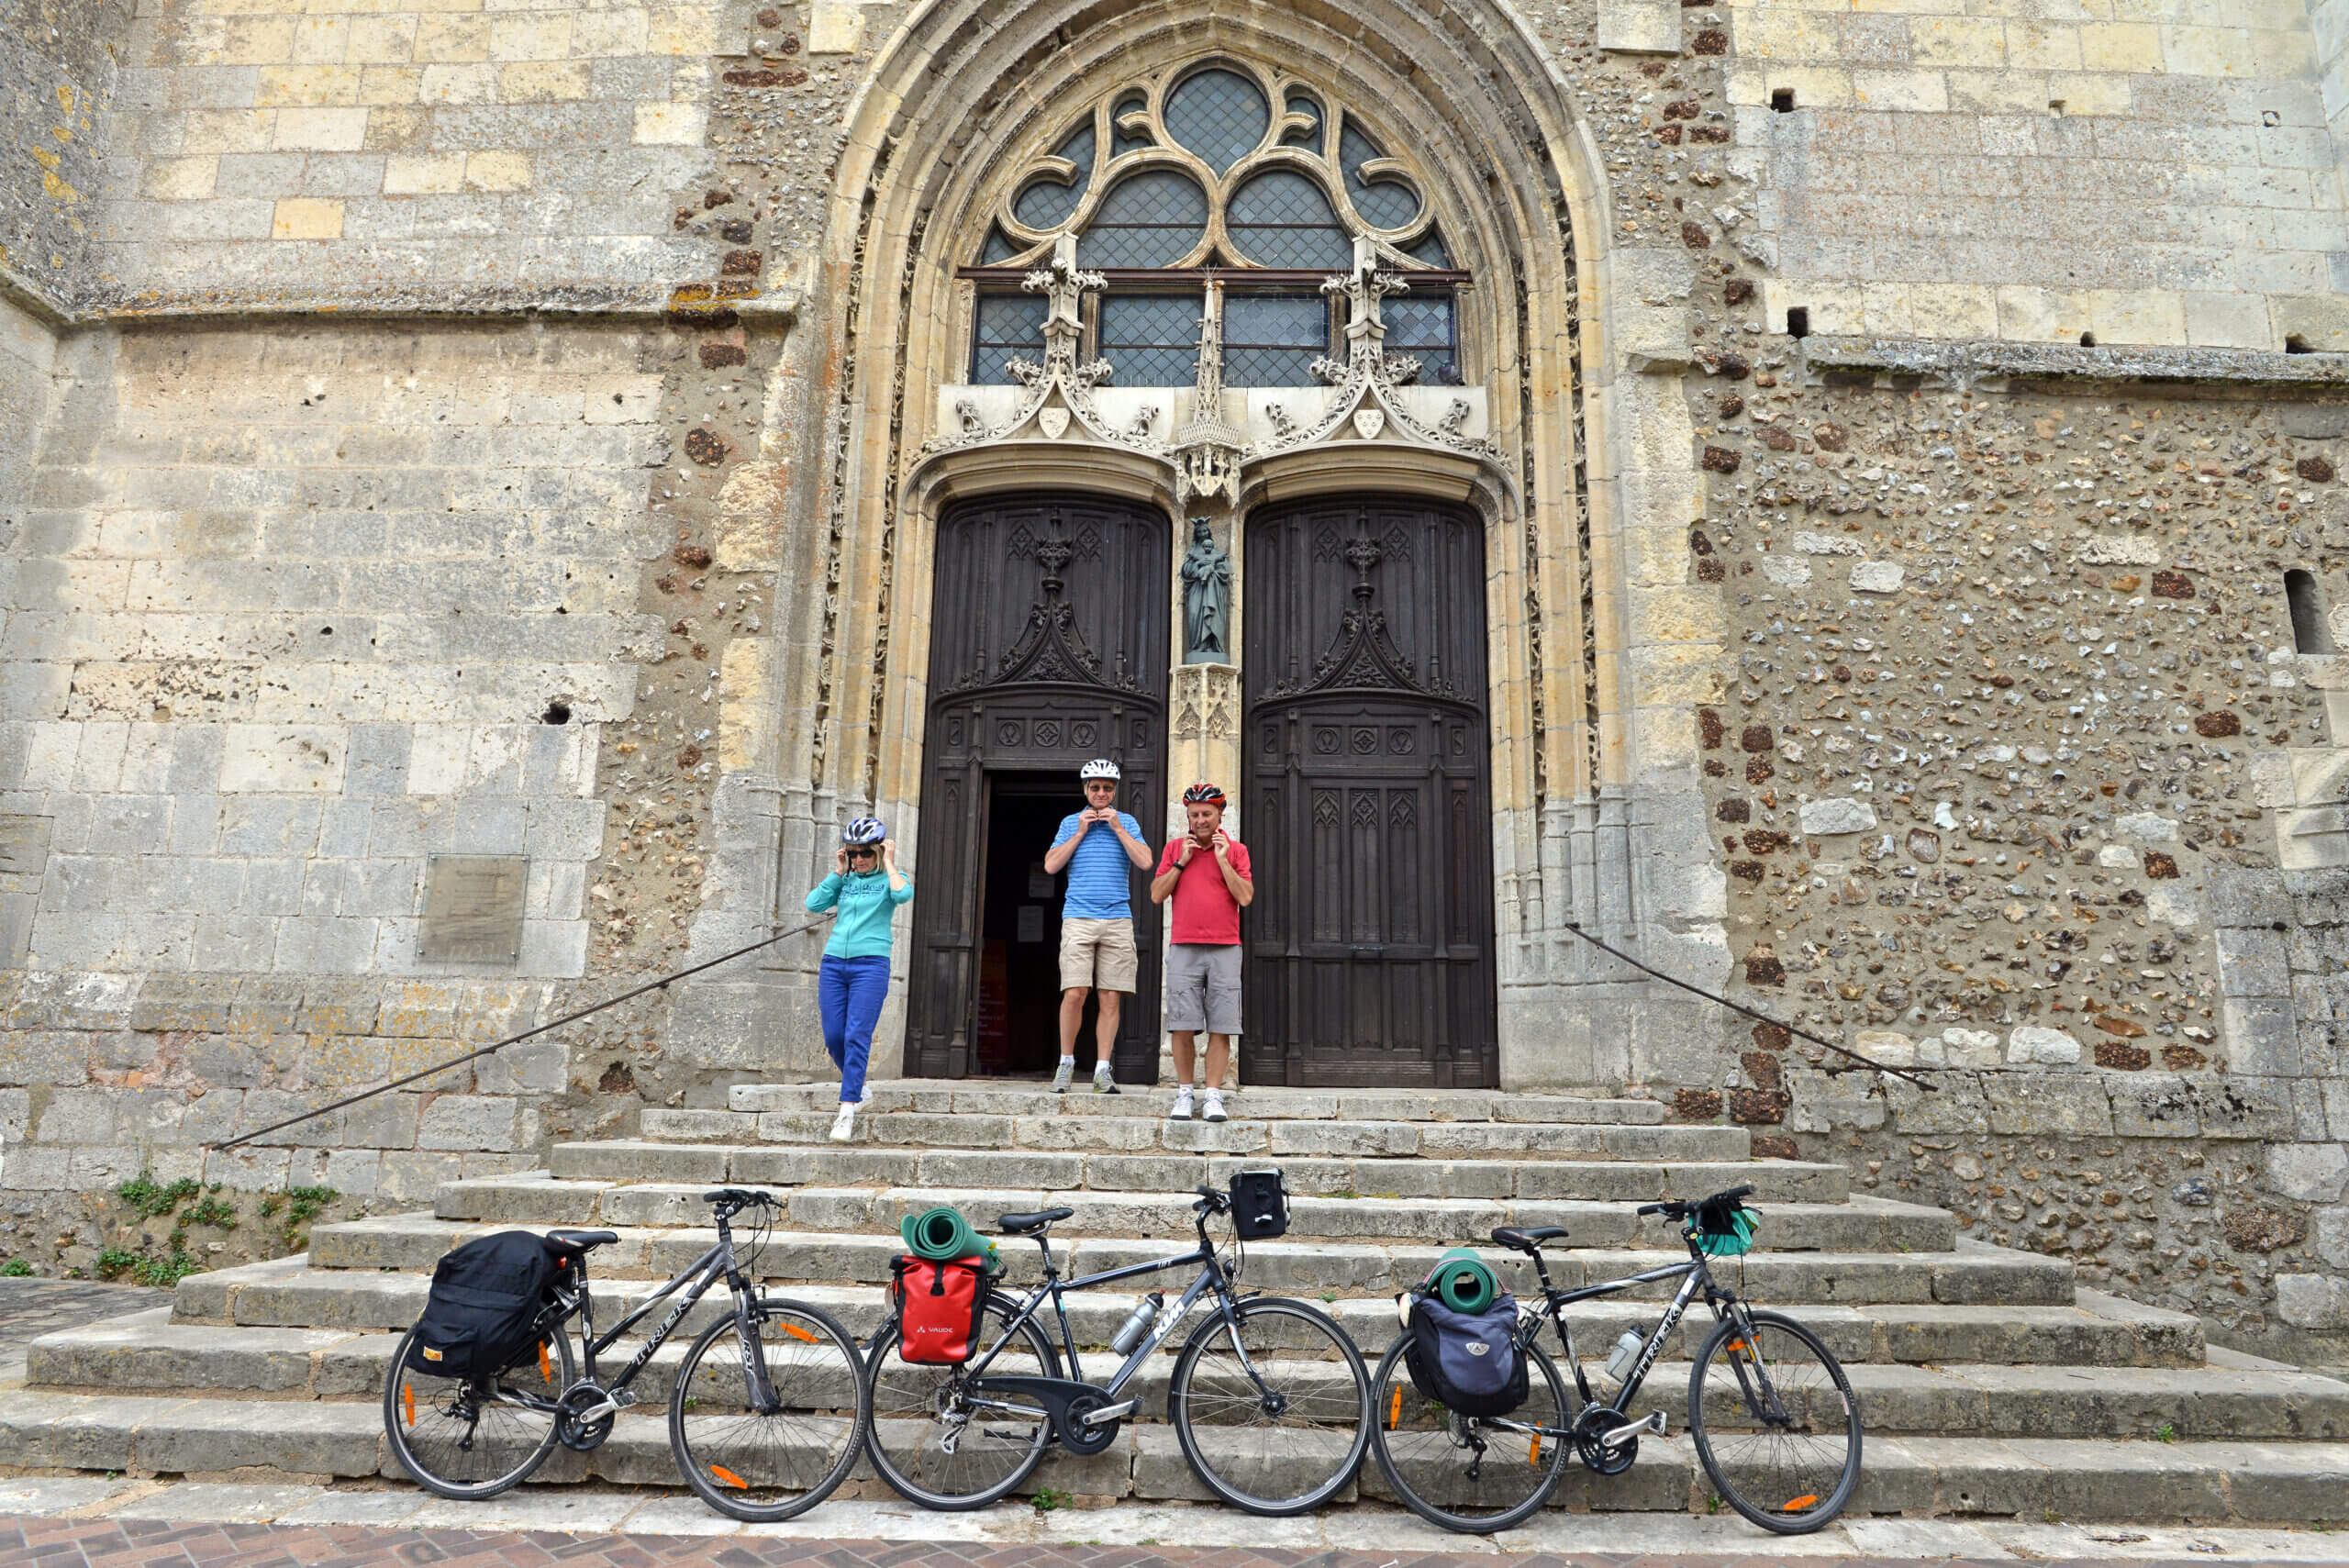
[
  {"x1": 1093, "y1": 1062, "x2": 1120, "y2": 1094},
  {"x1": 829, "y1": 1103, "x2": 856, "y2": 1142},
  {"x1": 1202, "y1": 1092, "x2": 1228, "y2": 1123},
  {"x1": 1051, "y1": 1059, "x2": 1075, "y2": 1094},
  {"x1": 857, "y1": 1084, "x2": 874, "y2": 1106},
  {"x1": 1169, "y1": 1085, "x2": 1194, "y2": 1120}
]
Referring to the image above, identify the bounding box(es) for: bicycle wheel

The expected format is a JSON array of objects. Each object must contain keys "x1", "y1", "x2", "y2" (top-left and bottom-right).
[
  {"x1": 1687, "y1": 1307, "x2": 1863, "y2": 1533},
  {"x1": 670, "y1": 1296, "x2": 868, "y2": 1521},
  {"x1": 863, "y1": 1290, "x2": 1060, "y2": 1510},
  {"x1": 1168, "y1": 1296, "x2": 1372, "y2": 1516},
  {"x1": 1367, "y1": 1331, "x2": 1571, "y2": 1533},
  {"x1": 384, "y1": 1319, "x2": 574, "y2": 1499}
]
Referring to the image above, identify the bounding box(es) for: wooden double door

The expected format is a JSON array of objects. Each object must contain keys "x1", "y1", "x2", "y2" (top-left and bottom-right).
[
  {"x1": 1241, "y1": 497, "x2": 1498, "y2": 1088},
  {"x1": 907, "y1": 491, "x2": 1496, "y2": 1088}
]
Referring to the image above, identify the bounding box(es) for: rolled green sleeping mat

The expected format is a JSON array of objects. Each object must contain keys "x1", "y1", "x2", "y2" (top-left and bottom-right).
[
  {"x1": 900, "y1": 1206, "x2": 987, "y2": 1262},
  {"x1": 1426, "y1": 1246, "x2": 1498, "y2": 1314}
]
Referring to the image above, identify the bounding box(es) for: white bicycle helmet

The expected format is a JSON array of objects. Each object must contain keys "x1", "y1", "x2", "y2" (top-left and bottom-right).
[
  {"x1": 842, "y1": 817, "x2": 887, "y2": 846},
  {"x1": 1079, "y1": 758, "x2": 1121, "y2": 782}
]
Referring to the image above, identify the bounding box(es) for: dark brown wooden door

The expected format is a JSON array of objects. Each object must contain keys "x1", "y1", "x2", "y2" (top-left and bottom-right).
[
  {"x1": 1241, "y1": 498, "x2": 1497, "y2": 1087},
  {"x1": 907, "y1": 495, "x2": 1169, "y2": 1082}
]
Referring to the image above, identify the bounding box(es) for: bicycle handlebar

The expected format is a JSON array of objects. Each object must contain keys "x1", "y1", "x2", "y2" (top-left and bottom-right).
[
  {"x1": 1637, "y1": 1184, "x2": 1757, "y2": 1221},
  {"x1": 701, "y1": 1187, "x2": 781, "y2": 1216}
]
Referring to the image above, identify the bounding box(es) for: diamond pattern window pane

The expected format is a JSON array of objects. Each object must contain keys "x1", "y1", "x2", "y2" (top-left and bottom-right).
[
  {"x1": 1386, "y1": 292, "x2": 1457, "y2": 383},
  {"x1": 1163, "y1": 67, "x2": 1269, "y2": 174},
  {"x1": 1098, "y1": 292, "x2": 1201, "y2": 385},
  {"x1": 1223, "y1": 294, "x2": 1327, "y2": 387},
  {"x1": 1076, "y1": 171, "x2": 1208, "y2": 267},
  {"x1": 1340, "y1": 122, "x2": 1419, "y2": 229},
  {"x1": 979, "y1": 225, "x2": 1020, "y2": 263},
  {"x1": 1226, "y1": 170, "x2": 1351, "y2": 269},
  {"x1": 972, "y1": 292, "x2": 1048, "y2": 384},
  {"x1": 1402, "y1": 228, "x2": 1451, "y2": 267},
  {"x1": 1280, "y1": 92, "x2": 1321, "y2": 149},
  {"x1": 1013, "y1": 122, "x2": 1096, "y2": 230}
]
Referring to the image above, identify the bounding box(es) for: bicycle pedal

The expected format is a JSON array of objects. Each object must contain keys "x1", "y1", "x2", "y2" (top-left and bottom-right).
[{"x1": 1602, "y1": 1410, "x2": 1665, "y2": 1448}]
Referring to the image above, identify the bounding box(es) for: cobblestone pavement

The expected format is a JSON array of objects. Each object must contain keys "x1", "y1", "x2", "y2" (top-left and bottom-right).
[
  {"x1": 0, "y1": 1485, "x2": 2341, "y2": 1565},
  {"x1": 0, "y1": 1281, "x2": 166, "y2": 1371}
]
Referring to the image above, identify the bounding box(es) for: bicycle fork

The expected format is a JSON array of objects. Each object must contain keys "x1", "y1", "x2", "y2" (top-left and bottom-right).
[{"x1": 1717, "y1": 1307, "x2": 1794, "y2": 1428}]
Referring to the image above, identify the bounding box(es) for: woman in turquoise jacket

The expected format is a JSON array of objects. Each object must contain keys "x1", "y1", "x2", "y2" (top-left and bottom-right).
[{"x1": 805, "y1": 817, "x2": 914, "y2": 1141}]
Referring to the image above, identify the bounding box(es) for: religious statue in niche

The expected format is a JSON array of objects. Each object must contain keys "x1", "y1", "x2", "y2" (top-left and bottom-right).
[{"x1": 1180, "y1": 516, "x2": 1231, "y2": 664}]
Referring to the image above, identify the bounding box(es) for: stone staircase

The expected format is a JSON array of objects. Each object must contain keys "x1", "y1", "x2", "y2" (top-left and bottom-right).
[{"x1": 2, "y1": 1080, "x2": 2346, "y2": 1526}]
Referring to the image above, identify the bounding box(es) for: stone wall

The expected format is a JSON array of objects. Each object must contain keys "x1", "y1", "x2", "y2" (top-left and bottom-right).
[
  {"x1": 1722, "y1": 0, "x2": 2349, "y2": 350},
  {"x1": 1, "y1": 0, "x2": 131, "y2": 307}
]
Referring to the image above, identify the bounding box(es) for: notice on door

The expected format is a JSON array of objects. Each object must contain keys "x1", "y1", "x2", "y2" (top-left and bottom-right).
[
  {"x1": 1026, "y1": 863, "x2": 1055, "y2": 899},
  {"x1": 1018, "y1": 905, "x2": 1045, "y2": 943}
]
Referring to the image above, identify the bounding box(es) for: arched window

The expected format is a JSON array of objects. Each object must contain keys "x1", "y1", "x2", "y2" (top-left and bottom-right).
[{"x1": 963, "y1": 60, "x2": 1462, "y2": 389}]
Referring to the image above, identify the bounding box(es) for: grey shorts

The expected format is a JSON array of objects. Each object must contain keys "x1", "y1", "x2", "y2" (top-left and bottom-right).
[{"x1": 1165, "y1": 942, "x2": 1242, "y2": 1035}]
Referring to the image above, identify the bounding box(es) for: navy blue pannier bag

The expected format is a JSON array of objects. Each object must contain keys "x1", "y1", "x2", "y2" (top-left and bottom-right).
[
  {"x1": 1404, "y1": 1291, "x2": 1528, "y2": 1418},
  {"x1": 405, "y1": 1230, "x2": 563, "y2": 1380}
]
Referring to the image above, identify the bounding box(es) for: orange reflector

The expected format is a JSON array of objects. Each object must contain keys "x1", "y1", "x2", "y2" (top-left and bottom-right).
[
  {"x1": 781, "y1": 1322, "x2": 818, "y2": 1343},
  {"x1": 1388, "y1": 1386, "x2": 1403, "y2": 1429},
  {"x1": 539, "y1": 1343, "x2": 551, "y2": 1380},
  {"x1": 710, "y1": 1465, "x2": 750, "y2": 1490},
  {"x1": 1783, "y1": 1494, "x2": 1819, "y2": 1512},
  {"x1": 1529, "y1": 1434, "x2": 1542, "y2": 1467},
  {"x1": 402, "y1": 1384, "x2": 416, "y2": 1428}
]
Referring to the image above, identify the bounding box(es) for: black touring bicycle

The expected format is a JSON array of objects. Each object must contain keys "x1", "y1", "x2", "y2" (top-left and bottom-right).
[{"x1": 1370, "y1": 1185, "x2": 1865, "y2": 1534}]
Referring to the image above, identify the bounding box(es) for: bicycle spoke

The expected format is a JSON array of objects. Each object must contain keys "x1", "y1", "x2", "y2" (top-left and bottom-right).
[
  {"x1": 1172, "y1": 1299, "x2": 1370, "y2": 1516},
  {"x1": 671, "y1": 1303, "x2": 867, "y2": 1521},
  {"x1": 1690, "y1": 1312, "x2": 1861, "y2": 1533},
  {"x1": 384, "y1": 1325, "x2": 570, "y2": 1499},
  {"x1": 863, "y1": 1296, "x2": 1055, "y2": 1510},
  {"x1": 1367, "y1": 1331, "x2": 1568, "y2": 1532}
]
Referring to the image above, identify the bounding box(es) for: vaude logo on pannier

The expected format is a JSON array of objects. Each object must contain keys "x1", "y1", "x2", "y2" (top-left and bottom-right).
[{"x1": 1466, "y1": 1341, "x2": 1489, "y2": 1355}]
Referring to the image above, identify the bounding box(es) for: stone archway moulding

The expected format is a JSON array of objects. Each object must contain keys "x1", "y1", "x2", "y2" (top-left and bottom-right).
[{"x1": 725, "y1": 0, "x2": 1731, "y2": 1091}]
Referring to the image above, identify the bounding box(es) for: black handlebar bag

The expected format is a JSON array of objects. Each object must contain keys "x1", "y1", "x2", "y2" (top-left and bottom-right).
[
  {"x1": 1405, "y1": 1291, "x2": 1528, "y2": 1418},
  {"x1": 1229, "y1": 1169, "x2": 1289, "y2": 1240},
  {"x1": 406, "y1": 1230, "x2": 563, "y2": 1379}
]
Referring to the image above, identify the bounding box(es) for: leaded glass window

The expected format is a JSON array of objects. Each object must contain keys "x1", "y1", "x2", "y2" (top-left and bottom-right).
[
  {"x1": 973, "y1": 292, "x2": 1048, "y2": 384},
  {"x1": 1098, "y1": 294, "x2": 1202, "y2": 385},
  {"x1": 1223, "y1": 295, "x2": 1329, "y2": 387},
  {"x1": 968, "y1": 58, "x2": 1464, "y2": 385}
]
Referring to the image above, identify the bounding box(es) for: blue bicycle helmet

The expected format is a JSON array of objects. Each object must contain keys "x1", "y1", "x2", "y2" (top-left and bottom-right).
[{"x1": 843, "y1": 817, "x2": 886, "y2": 846}]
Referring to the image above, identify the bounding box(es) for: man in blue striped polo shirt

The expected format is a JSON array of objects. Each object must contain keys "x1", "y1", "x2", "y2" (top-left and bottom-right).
[{"x1": 1042, "y1": 758, "x2": 1153, "y2": 1092}]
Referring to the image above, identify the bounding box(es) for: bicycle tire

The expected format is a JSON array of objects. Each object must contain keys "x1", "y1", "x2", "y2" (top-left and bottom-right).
[
  {"x1": 1168, "y1": 1296, "x2": 1373, "y2": 1517},
  {"x1": 1687, "y1": 1307, "x2": 1863, "y2": 1534},
  {"x1": 669, "y1": 1296, "x2": 868, "y2": 1522},
  {"x1": 384, "y1": 1319, "x2": 574, "y2": 1499},
  {"x1": 1367, "y1": 1330, "x2": 1572, "y2": 1533},
  {"x1": 863, "y1": 1290, "x2": 1061, "y2": 1510}
]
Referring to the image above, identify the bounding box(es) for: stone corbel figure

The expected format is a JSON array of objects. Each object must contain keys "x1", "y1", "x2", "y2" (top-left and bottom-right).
[{"x1": 1180, "y1": 516, "x2": 1231, "y2": 664}]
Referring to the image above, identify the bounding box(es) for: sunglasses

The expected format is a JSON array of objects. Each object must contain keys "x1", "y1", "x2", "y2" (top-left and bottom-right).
[{"x1": 847, "y1": 847, "x2": 879, "y2": 858}]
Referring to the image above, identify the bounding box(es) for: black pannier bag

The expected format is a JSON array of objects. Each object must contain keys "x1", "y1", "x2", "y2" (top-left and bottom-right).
[
  {"x1": 1405, "y1": 1292, "x2": 1528, "y2": 1418},
  {"x1": 1229, "y1": 1169, "x2": 1289, "y2": 1240},
  {"x1": 406, "y1": 1230, "x2": 564, "y2": 1379}
]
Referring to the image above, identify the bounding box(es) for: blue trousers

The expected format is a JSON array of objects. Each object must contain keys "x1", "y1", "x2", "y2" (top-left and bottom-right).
[{"x1": 819, "y1": 954, "x2": 889, "y2": 1104}]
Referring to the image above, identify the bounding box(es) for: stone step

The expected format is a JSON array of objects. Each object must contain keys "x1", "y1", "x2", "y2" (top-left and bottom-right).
[
  {"x1": 640, "y1": 1108, "x2": 1750, "y2": 1161},
  {"x1": 30, "y1": 1290, "x2": 2203, "y2": 1408},
  {"x1": 726, "y1": 1081, "x2": 1673, "y2": 1125},
  {"x1": 0, "y1": 1382, "x2": 2343, "y2": 1522},
  {"x1": 546, "y1": 1141, "x2": 1836, "y2": 1201},
  {"x1": 310, "y1": 1201, "x2": 1954, "y2": 1292},
  {"x1": 172, "y1": 1237, "x2": 2072, "y2": 1340},
  {"x1": 445, "y1": 1161, "x2": 1852, "y2": 1231}
]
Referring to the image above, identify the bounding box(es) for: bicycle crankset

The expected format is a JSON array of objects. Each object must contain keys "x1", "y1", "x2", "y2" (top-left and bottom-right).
[
  {"x1": 1057, "y1": 1390, "x2": 1123, "y2": 1456},
  {"x1": 1572, "y1": 1405, "x2": 1640, "y2": 1475},
  {"x1": 554, "y1": 1381, "x2": 622, "y2": 1451}
]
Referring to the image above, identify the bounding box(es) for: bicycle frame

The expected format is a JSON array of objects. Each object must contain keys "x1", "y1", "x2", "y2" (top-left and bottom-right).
[
  {"x1": 1484, "y1": 1247, "x2": 1737, "y2": 1441},
  {"x1": 517, "y1": 1210, "x2": 782, "y2": 1418},
  {"x1": 956, "y1": 1223, "x2": 1260, "y2": 1432}
]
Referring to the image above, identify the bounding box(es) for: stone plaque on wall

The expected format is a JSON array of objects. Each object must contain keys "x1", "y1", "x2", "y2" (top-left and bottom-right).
[{"x1": 421, "y1": 854, "x2": 527, "y2": 963}]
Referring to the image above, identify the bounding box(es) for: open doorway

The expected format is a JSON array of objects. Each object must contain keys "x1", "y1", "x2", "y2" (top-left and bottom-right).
[{"x1": 975, "y1": 773, "x2": 1085, "y2": 1077}]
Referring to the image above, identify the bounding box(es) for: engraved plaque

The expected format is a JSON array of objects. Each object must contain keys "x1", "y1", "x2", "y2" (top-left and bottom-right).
[{"x1": 421, "y1": 854, "x2": 527, "y2": 963}]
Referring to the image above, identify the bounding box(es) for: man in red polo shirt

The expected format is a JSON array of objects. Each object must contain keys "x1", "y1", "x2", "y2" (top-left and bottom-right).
[{"x1": 1149, "y1": 781, "x2": 1252, "y2": 1122}]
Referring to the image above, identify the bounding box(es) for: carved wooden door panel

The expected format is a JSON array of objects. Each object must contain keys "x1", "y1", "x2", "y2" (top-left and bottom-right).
[
  {"x1": 908, "y1": 495, "x2": 1170, "y2": 1081},
  {"x1": 1241, "y1": 498, "x2": 1497, "y2": 1087}
]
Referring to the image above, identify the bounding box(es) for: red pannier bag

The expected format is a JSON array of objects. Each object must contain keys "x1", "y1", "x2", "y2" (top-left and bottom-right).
[{"x1": 891, "y1": 1255, "x2": 989, "y2": 1363}]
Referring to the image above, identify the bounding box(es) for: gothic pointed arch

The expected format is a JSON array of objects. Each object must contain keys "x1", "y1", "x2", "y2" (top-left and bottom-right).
[{"x1": 751, "y1": 0, "x2": 1728, "y2": 1092}]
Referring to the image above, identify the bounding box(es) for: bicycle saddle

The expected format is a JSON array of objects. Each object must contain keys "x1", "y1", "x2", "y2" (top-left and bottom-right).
[
  {"x1": 997, "y1": 1207, "x2": 1074, "y2": 1234},
  {"x1": 544, "y1": 1229, "x2": 619, "y2": 1251},
  {"x1": 1491, "y1": 1225, "x2": 1569, "y2": 1251}
]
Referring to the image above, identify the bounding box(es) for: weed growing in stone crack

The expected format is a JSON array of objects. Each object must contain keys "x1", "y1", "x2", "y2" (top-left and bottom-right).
[
  {"x1": 2155, "y1": 1422, "x2": 2176, "y2": 1443},
  {"x1": 95, "y1": 1243, "x2": 200, "y2": 1288},
  {"x1": 1030, "y1": 1487, "x2": 1069, "y2": 1513},
  {"x1": 116, "y1": 1173, "x2": 200, "y2": 1219},
  {"x1": 180, "y1": 1196, "x2": 237, "y2": 1231},
  {"x1": 1707, "y1": 1493, "x2": 1722, "y2": 1515},
  {"x1": 276, "y1": 1186, "x2": 340, "y2": 1250},
  {"x1": 0, "y1": 1258, "x2": 32, "y2": 1276}
]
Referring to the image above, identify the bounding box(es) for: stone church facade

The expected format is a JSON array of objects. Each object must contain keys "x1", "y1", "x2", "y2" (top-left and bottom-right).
[{"x1": 1, "y1": 0, "x2": 2346, "y2": 1364}]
